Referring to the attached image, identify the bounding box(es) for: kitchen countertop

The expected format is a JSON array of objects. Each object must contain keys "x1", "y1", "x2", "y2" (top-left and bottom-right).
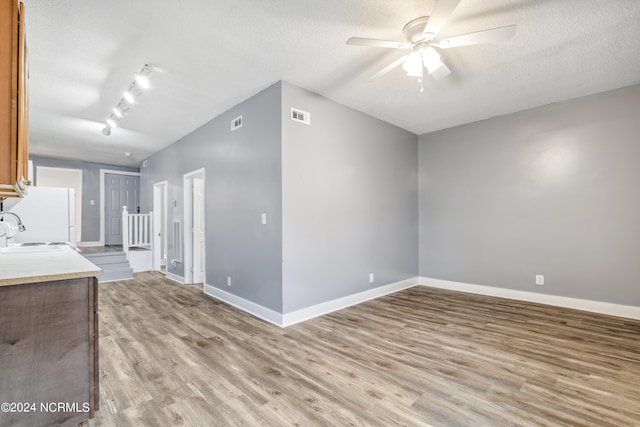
[{"x1": 0, "y1": 245, "x2": 103, "y2": 287}]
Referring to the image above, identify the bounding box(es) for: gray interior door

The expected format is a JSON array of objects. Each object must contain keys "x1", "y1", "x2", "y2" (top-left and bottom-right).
[{"x1": 105, "y1": 173, "x2": 139, "y2": 245}]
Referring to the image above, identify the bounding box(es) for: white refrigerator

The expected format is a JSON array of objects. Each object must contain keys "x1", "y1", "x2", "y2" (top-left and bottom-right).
[{"x1": 5, "y1": 187, "x2": 76, "y2": 244}]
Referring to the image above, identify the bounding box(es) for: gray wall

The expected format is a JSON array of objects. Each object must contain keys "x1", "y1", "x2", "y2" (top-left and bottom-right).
[
  {"x1": 281, "y1": 82, "x2": 419, "y2": 313},
  {"x1": 418, "y1": 84, "x2": 640, "y2": 306},
  {"x1": 140, "y1": 82, "x2": 283, "y2": 312},
  {"x1": 29, "y1": 156, "x2": 139, "y2": 242}
]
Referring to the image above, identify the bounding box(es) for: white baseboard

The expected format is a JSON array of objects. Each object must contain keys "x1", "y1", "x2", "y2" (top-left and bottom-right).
[
  {"x1": 203, "y1": 284, "x2": 283, "y2": 326},
  {"x1": 419, "y1": 277, "x2": 640, "y2": 320},
  {"x1": 165, "y1": 272, "x2": 184, "y2": 284},
  {"x1": 203, "y1": 277, "x2": 419, "y2": 328},
  {"x1": 281, "y1": 277, "x2": 419, "y2": 327},
  {"x1": 77, "y1": 241, "x2": 102, "y2": 247}
]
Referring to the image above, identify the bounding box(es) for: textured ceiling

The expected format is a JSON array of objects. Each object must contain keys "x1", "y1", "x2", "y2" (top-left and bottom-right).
[{"x1": 22, "y1": 0, "x2": 640, "y2": 167}]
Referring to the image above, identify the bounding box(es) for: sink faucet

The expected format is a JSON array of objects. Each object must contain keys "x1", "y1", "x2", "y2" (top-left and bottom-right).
[{"x1": 0, "y1": 211, "x2": 26, "y2": 232}]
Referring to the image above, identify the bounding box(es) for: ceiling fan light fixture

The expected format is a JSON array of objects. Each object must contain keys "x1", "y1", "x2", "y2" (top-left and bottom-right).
[
  {"x1": 403, "y1": 53, "x2": 423, "y2": 77},
  {"x1": 112, "y1": 107, "x2": 123, "y2": 118},
  {"x1": 423, "y1": 47, "x2": 443, "y2": 74},
  {"x1": 106, "y1": 118, "x2": 117, "y2": 128},
  {"x1": 346, "y1": 0, "x2": 516, "y2": 90},
  {"x1": 406, "y1": 68, "x2": 422, "y2": 78}
]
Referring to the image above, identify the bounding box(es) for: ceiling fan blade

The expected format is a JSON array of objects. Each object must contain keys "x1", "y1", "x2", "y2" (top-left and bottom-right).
[
  {"x1": 422, "y1": 0, "x2": 463, "y2": 38},
  {"x1": 429, "y1": 61, "x2": 451, "y2": 80},
  {"x1": 346, "y1": 37, "x2": 410, "y2": 49},
  {"x1": 368, "y1": 55, "x2": 409, "y2": 81},
  {"x1": 436, "y1": 25, "x2": 516, "y2": 48}
]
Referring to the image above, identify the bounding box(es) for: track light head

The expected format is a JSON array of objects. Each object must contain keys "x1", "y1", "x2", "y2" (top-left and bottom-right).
[
  {"x1": 123, "y1": 90, "x2": 135, "y2": 103},
  {"x1": 135, "y1": 74, "x2": 150, "y2": 89}
]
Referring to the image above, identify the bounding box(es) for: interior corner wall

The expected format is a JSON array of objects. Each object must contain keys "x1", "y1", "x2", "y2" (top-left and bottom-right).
[
  {"x1": 28, "y1": 156, "x2": 139, "y2": 242},
  {"x1": 139, "y1": 82, "x2": 283, "y2": 312},
  {"x1": 281, "y1": 82, "x2": 419, "y2": 313},
  {"x1": 418, "y1": 84, "x2": 640, "y2": 306}
]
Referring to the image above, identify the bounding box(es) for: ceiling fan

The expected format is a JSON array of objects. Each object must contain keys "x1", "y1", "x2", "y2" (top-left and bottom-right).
[{"x1": 346, "y1": 0, "x2": 516, "y2": 91}]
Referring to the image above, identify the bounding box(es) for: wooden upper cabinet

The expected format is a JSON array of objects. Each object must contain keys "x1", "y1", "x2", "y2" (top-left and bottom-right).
[{"x1": 0, "y1": 0, "x2": 29, "y2": 201}]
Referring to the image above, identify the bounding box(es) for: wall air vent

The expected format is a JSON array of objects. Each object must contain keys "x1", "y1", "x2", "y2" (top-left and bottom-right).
[
  {"x1": 230, "y1": 115, "x2": 243, "y2": 131},
  {"x1": 291, "y1": 108, "x2": 310, "y2": 125},
  {"x1": 171, "y1": 220, "x2": 182, "y2": 267}
]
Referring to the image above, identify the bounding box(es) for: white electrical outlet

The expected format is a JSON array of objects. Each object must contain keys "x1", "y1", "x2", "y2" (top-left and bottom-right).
[
  {"x1": 227, "y1": 276, "x2": 232, "y2": 287},
  {"x1": 536, "y1": 275, "x2": 544, "y2": 285},
  {"x1": 261, "y1": 213, "x2": 267, "y2": 225},
  {"x1": 369, "y1": 273, "x2": 374, "y2": 284}
]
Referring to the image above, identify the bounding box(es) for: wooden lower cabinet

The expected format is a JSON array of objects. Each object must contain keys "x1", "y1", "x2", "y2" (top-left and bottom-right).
[{"x1": 0, "y1": 277, "x2": 99, "y2": 427}]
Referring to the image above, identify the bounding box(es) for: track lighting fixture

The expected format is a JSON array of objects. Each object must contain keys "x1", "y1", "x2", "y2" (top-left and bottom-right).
[
  {"x1": 135, "y1": 74, "x2": 150, "y2": 89},
  {"x1": 101, "y1": 63, "x2": 159, "y2": 136},
  {"x1": 123, "y1": 90, "x2": 135, "y2": 103}
]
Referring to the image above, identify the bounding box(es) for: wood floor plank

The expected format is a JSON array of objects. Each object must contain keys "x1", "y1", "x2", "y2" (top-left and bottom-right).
[{"x1": 79, "y1": 272, "x2": 640, "y2": 427}]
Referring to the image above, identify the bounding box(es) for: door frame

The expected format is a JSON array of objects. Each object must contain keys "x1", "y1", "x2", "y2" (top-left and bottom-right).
[
  {"x1": 152, "y1": 180, "x2": 168, "y2": 272},
  {"x1": 183, "y1": 168, "x2": 205, "y2": 285},
  {"x1": 99, "y1": 169, "x2": 141, "y2": 247}
]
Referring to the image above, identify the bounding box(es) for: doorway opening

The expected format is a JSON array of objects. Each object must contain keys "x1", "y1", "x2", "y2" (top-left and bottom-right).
[
  {"x1": 183, "y1": 169, "x2": 205, "y2": 285},
  {"x1": 153, "y1": 181, "x2": 168, "y2": 274},
  {"x1": 99, "y1": 169, "x2": 141, "y2": 247}
]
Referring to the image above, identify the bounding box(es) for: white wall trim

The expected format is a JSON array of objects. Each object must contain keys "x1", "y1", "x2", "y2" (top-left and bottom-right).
[
  {"x1": 204, "y1": 278, "x2": 420, "y2": 328},
  {"x1": 281, "y1": 277, "x2": 419, "y2": 327},
  {"x1": 99, "y1": 169, "x2": 141, "y2": 247},
  {"x1": 419, "y1": 277, "x2": 640, "y2": 320},
  {"x1": 165, "y1": 272, "x2": 184, "y2": 284},
  {"x1": 183, "y1": 168, "x2": 206, "y2": 285},
  {"x1": 204, "y1": 284, "x2": 283, "y2": 327},
  {"x1": 152, "y1": 180, "x2": 168, "y2": 272}
]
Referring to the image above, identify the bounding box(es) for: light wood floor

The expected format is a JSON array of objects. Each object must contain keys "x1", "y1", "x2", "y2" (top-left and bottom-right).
[{"x1": 80, "y1": 272, "x2": 640, "y2": 426}]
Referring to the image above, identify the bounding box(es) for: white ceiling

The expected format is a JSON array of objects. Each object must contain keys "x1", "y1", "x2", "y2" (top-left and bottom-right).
[{"x1": 22, "y1": 0, "x2": 640, "y2": 167}]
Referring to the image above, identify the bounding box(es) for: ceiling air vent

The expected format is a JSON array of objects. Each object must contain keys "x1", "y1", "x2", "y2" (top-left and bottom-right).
[
  {"x1": 291, "y1": 108, "x2": 310, "y2": 125},
  {"x1": 230, "y1": 115, "x2": 243, "y2": 131}
]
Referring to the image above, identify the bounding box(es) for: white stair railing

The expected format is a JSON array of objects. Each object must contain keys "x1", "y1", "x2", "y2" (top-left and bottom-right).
[{"x1": 122, "y1": 206, "x2": 153, "y2": 256}]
